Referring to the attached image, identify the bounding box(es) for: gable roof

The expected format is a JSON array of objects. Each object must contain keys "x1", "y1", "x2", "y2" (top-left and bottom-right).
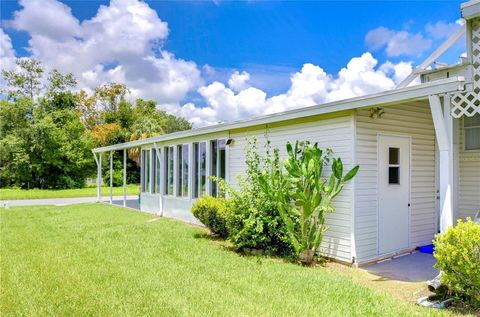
[{"x1": 93, "y1": 76, "x2": 465, "y2": 153}]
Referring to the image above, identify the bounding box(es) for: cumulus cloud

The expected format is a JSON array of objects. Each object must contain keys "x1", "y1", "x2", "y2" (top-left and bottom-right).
[
  {"x1": 228, "y1": 70, "x2": 250, "y2": 92},
  {"x1": 4, "y1": 0, "x2": 422, "y2": 127},
  {"x1": 6, "y1": 0, "x2": 202, "y2": 103},
  {"x1": 164, "y1": 53, "x2": 413, "y2": 126},
  {"x1": 0, "y1": 28, "x2": 16, "y2": 71}
]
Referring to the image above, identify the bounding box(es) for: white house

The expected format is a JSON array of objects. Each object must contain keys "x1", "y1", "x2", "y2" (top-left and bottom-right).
[{"x1": 93, "y1": 1, "x2": 480, "y2": 265}]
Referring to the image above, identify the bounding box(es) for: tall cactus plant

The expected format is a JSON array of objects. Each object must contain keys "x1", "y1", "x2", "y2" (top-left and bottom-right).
[{"x1": 259, "y1": 141, "x2": 359, "y2": 264}]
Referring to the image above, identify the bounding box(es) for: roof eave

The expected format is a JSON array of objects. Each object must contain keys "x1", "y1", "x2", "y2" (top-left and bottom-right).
[{"x1": 93, "y1": 76, "x2": 466, "y2": 153}]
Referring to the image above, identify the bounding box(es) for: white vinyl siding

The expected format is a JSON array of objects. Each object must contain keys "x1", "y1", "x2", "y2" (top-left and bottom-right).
[
  {"x1": 228, "y1": 113, "x2": 355, "y2": 263},
  {"x1": 457, "y1": 117, "x2": 480, "y2": 220},
  {"x1": 354, "y1": 101, "x2": 436, "y2": 263}
]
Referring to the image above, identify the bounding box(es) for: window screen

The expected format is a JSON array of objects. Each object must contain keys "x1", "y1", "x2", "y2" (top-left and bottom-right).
[
  {"x1": 388, "y1": 147, "x2": 400, "y2": 185},
  {"x1": 464, "y1": 114, "x2": 480, "y2": 150}
]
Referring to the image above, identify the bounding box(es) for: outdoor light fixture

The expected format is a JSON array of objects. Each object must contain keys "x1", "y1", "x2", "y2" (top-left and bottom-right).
[
  {"x1": 370, "y1": 107, "x2": 385, "y2": 119},
  {"x1": 226, "y1": 138, "x2": 234, "y2": 146}
]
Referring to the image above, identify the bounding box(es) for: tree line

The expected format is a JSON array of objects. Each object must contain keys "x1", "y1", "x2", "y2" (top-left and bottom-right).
[{"x1": 0, "y1": 59, "x2": 191, "y2": 189}]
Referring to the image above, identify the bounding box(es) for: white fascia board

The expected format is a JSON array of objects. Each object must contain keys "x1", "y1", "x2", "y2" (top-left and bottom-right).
[
  {"x1": 462, "y1": 0, "x2": 480, "y2": 19},
  {"x1": 93, "y1": 76, "x2": 466, "y2": 153}
]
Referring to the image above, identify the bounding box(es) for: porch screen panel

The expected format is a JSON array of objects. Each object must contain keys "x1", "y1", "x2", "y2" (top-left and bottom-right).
[
  {"x1": 145, "y1": 149, "x2": 151, "y2": 193},
  {"x1": 181, "y1": 145, "x2": 189, "y2": 197},
  {"x1": 193, "y1": 143, "x2": 199, "y2": 198},
  {"x1": 155, "y1": 148, "x2": 161, "y2": 193},
  {"x1": 164, "y1": 146, "x2": 174, "y2": 195},
  {"x1": 210, "y1": 140, "x2": 218, "y2": 197}
]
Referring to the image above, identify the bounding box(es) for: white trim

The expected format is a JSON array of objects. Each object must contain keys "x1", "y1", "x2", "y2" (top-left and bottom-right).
[{"x1": 93, "y1": 77, "x2": 466, "y2": 154}]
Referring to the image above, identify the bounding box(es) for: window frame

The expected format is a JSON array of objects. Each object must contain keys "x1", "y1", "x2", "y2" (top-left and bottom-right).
[
  {"x1": 463, "y1": 114, "x2": 480, "y2": 152},
  {"x1": 388, "y1": 147, "x2": 400, "y2": 185}
]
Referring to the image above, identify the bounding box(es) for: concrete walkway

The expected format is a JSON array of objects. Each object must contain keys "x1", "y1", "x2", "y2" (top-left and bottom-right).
[
  {"x1": 1, "y1": 196, "x2": 139, "y2": 210},
  {"x1": 363, "y1": 252, "x2": 438, "y2": 282}
]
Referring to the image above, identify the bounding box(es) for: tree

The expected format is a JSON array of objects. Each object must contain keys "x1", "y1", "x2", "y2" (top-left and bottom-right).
[
  {"x1": 1, "y1": 58, "x2": 43, "y2": 100},
  {"x1": 46, "y1": 69, "x2": 77, "y2": 97}
]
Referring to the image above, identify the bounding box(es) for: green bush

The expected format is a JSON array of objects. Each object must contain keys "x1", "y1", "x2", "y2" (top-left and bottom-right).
[
  {"x1": 226, "y1": 195, "x2": 295, "y2": 257},
  {"x1": 192, "y1": 196, "x2": 228, "y2": 238},
  {"x1": 434, "y1": 218, "x2": 480, "y2": 308},
  {"x1": 103, "y1": 169, "x2": 124, "y2": 187},
  {"x1": 221, "y1": 138, "x2": 296, "y2": 258}
]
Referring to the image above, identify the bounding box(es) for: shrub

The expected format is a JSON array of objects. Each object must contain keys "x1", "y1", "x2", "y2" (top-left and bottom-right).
[
  {"x1": 220, "y1": 138, "x2": 296, "y2": 258},
  {"x1": 103, "y1": 169, "x2": 124, "y2": 187},
  {"x1": 192, "y1": 196, "x2": 228, "y2": 238},
  {"x1": 434, "y1": 218, "x2": 480, "y2": 308}
]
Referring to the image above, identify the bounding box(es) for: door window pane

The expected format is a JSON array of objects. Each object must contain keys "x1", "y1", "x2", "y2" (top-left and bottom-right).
[
  {"x1": 388, "y1": 147, "x2": 400, "y2": 185},
  {"x1": 388, "y1": 167, "x2": 400, "y2": 184},
  {"x1": 389, "y1": 147, "x2": 399, "y2": 165}
]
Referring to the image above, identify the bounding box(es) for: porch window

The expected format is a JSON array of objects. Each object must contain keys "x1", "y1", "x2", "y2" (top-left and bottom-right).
[
  {"x1": 142, "y1": 149, "x2": 151, "y2": 193},
  {"x1": 177, "y1": 144, "x2": 189, "y2": 197},
  {"x1": 464, "y1": 113, "x2": 480, "y2": 150},
  {"x1": 388, "y1": 147, "x2": 400, "y2": 185},
  {"x1": 164, "y1": 146, "x2": 174, "y2": 195},
  {"x1": 154, "y1": 148, "x2": 161, "y2": 194},
  {"x1": 193, "y1": 142, "x2": 206, "y2": 198},
  {"x1": 210, "y1": 139, "x2": 226, "y2": 197}
]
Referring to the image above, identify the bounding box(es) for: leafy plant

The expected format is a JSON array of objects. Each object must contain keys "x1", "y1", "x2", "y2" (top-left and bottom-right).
[
  {"x1": 434, "y1": 218, "x2": 480, "y2": 308},
  {"x1": 217, "y1": 138, "x2": 296, "y2": 257},
  {"x1": 259, "y1": 141, "x2": 359, "y2": 264},
  {"x1": 192, "y1": 196, "x2": 229, "y2": 238}
]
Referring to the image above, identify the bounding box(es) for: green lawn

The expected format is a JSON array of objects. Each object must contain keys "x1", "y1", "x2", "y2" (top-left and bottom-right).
[
  {"x1": 0, "y1": 204, "x2": 453, "y2": 317},
  {"x1": 0, "y1": 184, "x2": 139, "y2": 200}
]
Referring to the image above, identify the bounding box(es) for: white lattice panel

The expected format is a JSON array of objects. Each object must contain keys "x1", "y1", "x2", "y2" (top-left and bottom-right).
[{"x1": 451, "y1": 17, "x2": 480, "y2": 118}]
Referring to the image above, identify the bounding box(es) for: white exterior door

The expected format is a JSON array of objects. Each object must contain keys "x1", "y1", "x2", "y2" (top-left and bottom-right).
[{"x1": 378, "y1": 135, "x2": 410, "y2": 255}]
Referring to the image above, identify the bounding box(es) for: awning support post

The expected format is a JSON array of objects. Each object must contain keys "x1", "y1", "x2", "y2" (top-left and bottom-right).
[
  {"x1": 123, "y1": 149, "x2": 127, "y2": 207},
  {"x1": 429, "y1": 95, "x2": 454, "y2": 233},
  {"x1": 110, "y1": 151, "x2": 113, "y2": 204},
  {"x1": 93, "y1": 152, "x2": 102, "y2": 202}
]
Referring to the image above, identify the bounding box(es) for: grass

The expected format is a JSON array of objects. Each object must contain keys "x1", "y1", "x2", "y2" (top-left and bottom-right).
[
  {"x1": 0, "y1": 204, "x2": 462, "y2": 317},
  {"x1": 0, "y1": 184, "x2": 139, "y2": 200}
]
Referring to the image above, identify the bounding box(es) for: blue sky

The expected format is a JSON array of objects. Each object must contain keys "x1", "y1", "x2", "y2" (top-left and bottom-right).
[{"x1": 0, "y1": 0, "x2": 466, "y2": 126}]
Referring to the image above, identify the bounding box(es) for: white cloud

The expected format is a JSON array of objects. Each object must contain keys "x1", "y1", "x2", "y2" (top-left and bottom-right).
[
  {"x1": 426, "y1": 20, "x2": 463, "y2": 40},
  {"x1": 3, "y1": 0, "x2": 421, "y2": 128},
  {"x1": 366, "y1": 26, "x2": 432, "y2": 57},
  {"x1": 228, "y1": 70, "x2": 250, "y2": 92},
  {"x1": 8, "y1": 0, "x2": 81, "y2": 41},
  {"x1": 163, "y1": 53, "x2": 412, "y2": 127},
  {"x1": 0, "y1": 28, "x2": 16, "y2": 72},
  {"x1": 7, "y1": 0, "x2": 202, "y2": 104}
]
